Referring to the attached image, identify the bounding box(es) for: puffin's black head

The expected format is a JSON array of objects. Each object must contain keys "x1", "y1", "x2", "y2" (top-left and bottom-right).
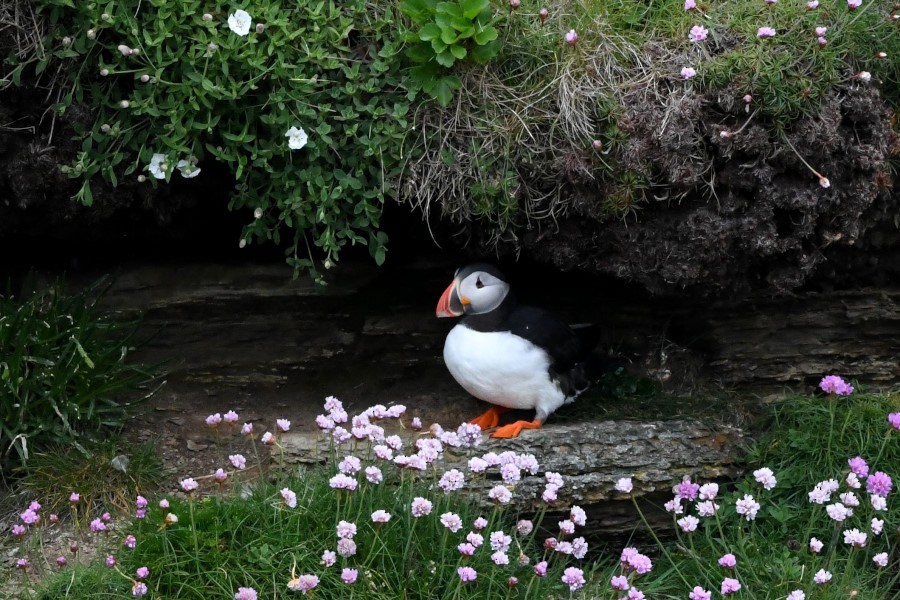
[{"x1": 436, "y1": 263, "x2": 511, "y2": 318}]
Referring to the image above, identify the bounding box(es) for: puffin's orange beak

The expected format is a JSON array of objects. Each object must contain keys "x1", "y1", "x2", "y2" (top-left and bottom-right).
[{"x1": 436, "y1": 280, "x2": 464, "y2": 318}]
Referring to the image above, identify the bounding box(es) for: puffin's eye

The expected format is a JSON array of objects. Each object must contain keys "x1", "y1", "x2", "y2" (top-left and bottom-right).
[{"x1": 475, "y1": 278, "x2": 484, "y2": 289}]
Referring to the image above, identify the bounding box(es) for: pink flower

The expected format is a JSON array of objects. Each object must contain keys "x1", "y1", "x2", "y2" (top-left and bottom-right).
[
  {"x1": 223, "y1": 410, "x2": 239, "y2": 423},
  {"x1": 681, "y1": 67, "x2": 697, "y2": 79},
  {"x1": 489, "y1": 485, "x2": 512, "y2": 504},
  {"x1": 678, "y1": 515, "x2": 700, "y2": 532},
  {"x1": 888, "y1": 412, "x2": 900, "y2": 430},
  {"x1": 280, "y1": 488, "x2": 297, "y2": 508},
  {"x1": 458, "y1": 566, "x2": 478, "y2": 582},
  {"x1": 684, "y1": 0, "x2": 696, "y2": 9},
  {"x1": 490, "y1": 531, "x2": 512, "y2": 552},
  {"x1": 241, "y1": 422, "x2": 254, "y2": 435},
  {"x1": 276, "y1": 418, "x2": 291, "y2": 432},
  {"x1": 697, "y1": 501, "x2": 719, "y2": 517},
  {"x1": 806, "y1": 0, "x2": 818, "y2": 7},
  {"x1": 20, "y1": 509, "x2": 39, "y2": 525},
  {"x1": 735, "y1": 494, "x2": 760, "y2": 520},
  {"x1": 814, "y1": 569, "x2": 832, "y2": 584},
  {"x1": 321, "y1": 550, "x2": 336, "y2": 566},
  {"x1": 542, "y1": 485, "x2": 558, "y2": 503},
  {"x1": 132, "y1": 582, "x2": 148, "y2": 596},
  {"x1": 517, "y1": 519, "x2": 533, "y2": 535},
  {"x1": 809, "y1": 537, "x2": 824, "y2": 553},
  {"x1": 699, "y1": 483, "x2": 719, "y2": 500},
  {"x1": 491, "y1": 550, "x2": 510, "y2": 565},
  {"x1": 508, "y1": 576, "x2": 519, "y2": 587},
  {"x1": 843, "y1": 528, "x2": 867, "y2": 547},
  {"x1": 564, "y1": 30, "x2": 578, "y2": 46},
  {"x1": 559, "y1": 520, "x2": 575, "y2": 535},
  {"x1": 329, "y1": 474, "x2": 357, "y2": 491},
  {"x1": 819, "y1": 375, "x2": 853, "y2": 395},
  {"x1": 873, "y1": 552, "x2": 888, "y2": 567},
  {"x1": 467, "y1": 531, "x2": 484, "y2": 547},
  {"x1": 826, "y1": 502, "x2": 851, "y2": 521},
  {"x1": 287, "y1": 575, "x2": 318, "y2": 594},
  {"x1": 105, "y1": 555, "x2": 116, "y2": 567},
  {"x1": 411, "y1": 416, "x2": 423, "y2": 429},
  {"x1": 753, "y1": 467, "x2": 777, "y2": 490},
  {"x1": 871, "y1": 494, "x2": 887, "y2": 511},
  {"x1": 628, "y1": 588, "x2": 645, "y2": 600},
  {"x1": 261, "y1": 432, "x2": 275, "y2": 445},
  {"x1": 690, "y1": 587, "x2": 712, "y2": 600},
  {"x1": 721, "y1": 578, "x2": 741, "y2": 595},
  {"x1": 871, "y1": 517, "x2": 884, "y2": 534},
  {"x1": 214, "y1": 468, "x2": 228, "y2": 483},
  {"x1": 69, "y1": 492, "x2": 80, "y2": 503},
  {"x1": 534, "y1": 561, "x2": 548, "y2": 576},
  {"x1": 570, "y1": 505, "x2": 587, "y2": 526},
  {"x1": 847, "y1": 0, "x2": 861, "y2": 8},
  {"x1": 16, "y1": 558, "x2": 28, "y2": 570},
  {"x1": 372, "y1": 510, "x2": 391, "y2": 523},
  {"x1": 615, "y1": 477, "x2": 633, "y2": 493},
  {"x1": 336, "y1": 520, "x2": 357, "y2": 539},
  {"x1": 159, "y1": 498, "x2": 170, "y2": 509},
  {"x1": 787, "y1": 592, "x2": 805, "y2": 600},
  {"x1": 612, "y1": 575, "x2": 629, "y2": 590},
  {"x1": 56, "y1": 556, "x2": 67, "y2": 567},
  {"x1": 689, "y1": 25, "x2": 708, "y2": 42},
  {"x1": 757, "y1": 27, "x2": 776, "y2": 38},
  {"x1": 12, "y1": 524, "x2": 26, "y2": 537},
  {"x1": 846, "y1": 472, "x2": 862, "y2": 488},
  {"x1": 206, "y1": 413, "x2": 222, "y2": 426},
  {"x1": 457, "y1": 542, "x2": 476, "y2": 556},
  {"x1": 411, "y1": 496, "x2": 433, "y2": 517},
  {"x1": 561, "y1": 567, "x2": 586, "y2": 591},
  {"x1": 341, "y1": 568, "x2": 358, "y2": 584},
  {"x1": 473, "y1": 517, "x2": 488, "y2": 530},
  {"x1": 440, "y1": 512, "x2": 463, "y2": 533},
  {"x1": 337, "y1": 538, "x2": 357, "y2": 557},
  {"x1": 438, "y1": 469, "x2": 465, "y2": 493},
  {"x1": 136, "y1": 566, "x2": 150, "y2": 579},
  {"x1": 866, "y1": 472, "x2": 892, "y2": 496},
  {"x1": 815, "y1": 26, "x2": 827, "y2": 36},
  {"x1": 90, "y1": 518, "x2": 107, "y2": 532},
  {"x1": 572, "y1": 536, "x2": 588, "y2": 559},
  {"x1": 719, "y1": 553, "x2": 736, "y2": 568},
  {"x1": 125, "y1": 535, "x2": 137, "y2": 549},
  {"x1": 229, "y1": 454, "x2": 247, "y2": 470}
]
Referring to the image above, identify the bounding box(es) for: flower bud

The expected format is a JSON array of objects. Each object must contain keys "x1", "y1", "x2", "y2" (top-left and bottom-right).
[
  {"x1": 239, "y1": 239, "x2": 247, "y2": 248},
  {"x1": 743, "y1": 94, "x2": 752, "y2": 103},
  {"x1": 100, "y1": 13, "x2": 110, "y2": 21},
  {"x1": 119, "y1": 100, "x2": 130, "y2": 108},
  {"x1": 87, "y1": 29, "x2": 96, "y2": 39},
  {"x1": 592, "y1": 139, "x2": 602, "y2": 150},
  {"x1": 203, "y1": 13, "x2": 213, "y2": 21},
  {"x1": 539, "y1": 8, "x2": 548, "y2": 24},
  {"x1": 62, "y1": 36, "x2": 72, "y2": 47},
  {"x1": 137, "y1": 174, "x2": 146, "y2": 182},
  {"x1": 720, "y1": 130, "x2": 732, "y2": 139},
  {"x1": 857, "y1": 71, "x2": 871, "y2": 83},
  {"x1": 117, "y1": 44, "x2": 132, "y2": 56},
  {"x1": 140, "y1": 74, "x2": 150, "y2": 82},
  {"x1": 100, "y1": 123, "x2": 111, "y2": 133},
  {"x1": 255, "y1": 23, "x2": 266, "y2": 34},
  {"x1": 131, "y1": 48, "x2": 140, "y2": 55},
  {"x1": 253, "y1": 207, "x2": 263, "y2": 219},
  {"x1": 509, "y1": 0, "x2": 520, "y2": 7},
  {"x1": 818, "y1": 176, "x2": 831, "y2": 188},
  {"x1": 324, "y1": 258, "x2": 335, "y2": 270},
  {"x1": 564, "y1": 29, "x2": 578, "y2": 46},
  {"x1": 876, "y1": 51, "x2": 887, "y2": 59},
  {"x1": 100, "y1": 68, "x2": 109, "y2": 76},
  {"x1": 206, "y1": 43, "x2": 218, "y2": 55}
]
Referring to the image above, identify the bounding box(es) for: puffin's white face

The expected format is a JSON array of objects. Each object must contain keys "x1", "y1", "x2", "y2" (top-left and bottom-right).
[{"x1": 436, "y1": 266, "x2": 510, "y2": 318}]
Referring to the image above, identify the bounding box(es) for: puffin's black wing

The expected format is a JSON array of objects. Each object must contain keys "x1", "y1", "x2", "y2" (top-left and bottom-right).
[{"x1": 503, "y1": 306, "x2": 595, "y2": 372}]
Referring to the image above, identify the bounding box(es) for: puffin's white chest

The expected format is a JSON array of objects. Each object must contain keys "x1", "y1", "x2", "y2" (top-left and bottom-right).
[{"x1": 442, "y1": 324, "x2": 566, "y2": 415}]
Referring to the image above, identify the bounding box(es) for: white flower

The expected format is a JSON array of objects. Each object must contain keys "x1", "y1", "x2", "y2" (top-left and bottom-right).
[
  {"x1": 148, "y1": 153, "x2": 168, "y2": 179},
  {"x1": 873, "y1": 552, "x2": 888, "y2": 567},
  {"x1": 871, "y1": 518, "x2": 884, "y2": 535},
  {"x1": 285, "y1": 126, "x2": 309, "y2": 150},
  {"x1": 227, "y1": 9, "x2": 252, "y2": 36},
  {"x1": 615, "y1": 477, "x2": 633, "y2": 493},
  {"x1": 176, "y1": 156, "x2": 201, "y2": 178}
]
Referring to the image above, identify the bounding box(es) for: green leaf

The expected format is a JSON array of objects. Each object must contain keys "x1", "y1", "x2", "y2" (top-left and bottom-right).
[
  {"x1": 435, "y1": 2, "x2": 463, "y2": 18},
  {"x1": 473, "y1": 26, "x2": 498, "y2": 45},
  {"x1": 450, "y1": 44, "x2": 467, "y2": 60},
  {"x1": 440, "y1": 27, "x2": 460, "y2": 45},
  {"x1": 429, "y1": 75, "x2": 461, "y2": 106},
  {"x1": 459, "y1": 0, "x2": 489, "y2": 19},
  {"x1": 469, "y1": 38, "x2": 501, "y2": 63},
  {"x1": 418, "y1": 23, "x2": 442, "y2": 41},
  {"x1": 434, "y1": 50, "x2": 456, "y2": 68},
  {"x1": 431, "y1": 38, "x2": 449, "y2": 54}
]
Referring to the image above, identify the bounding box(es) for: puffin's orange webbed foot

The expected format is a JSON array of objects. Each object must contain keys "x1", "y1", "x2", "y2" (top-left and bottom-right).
[
  {"x1": 490, "y1": 419, "x2": 542, "y2": 439},
  {"x1": 469, "y1": 406, "x2": 510, "y2": 430}
]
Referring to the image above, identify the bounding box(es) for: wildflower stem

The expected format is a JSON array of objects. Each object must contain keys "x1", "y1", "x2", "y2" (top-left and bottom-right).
[
  {"x1": 630, "y1": 497, "x2": 692, "y2": 588},
  {"x1": 781, "y1": 135, "x2": 829, "y2": 186}
]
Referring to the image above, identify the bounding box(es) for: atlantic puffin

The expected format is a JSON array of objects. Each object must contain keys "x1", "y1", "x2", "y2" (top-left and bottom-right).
[{"x1": 436, "y1": 264, "x2": 598, "y2": 438}]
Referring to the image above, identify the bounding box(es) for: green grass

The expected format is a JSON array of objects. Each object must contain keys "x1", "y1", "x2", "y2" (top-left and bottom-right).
[
  {"x1": 0, "y1": 278, "x2": 163, "y2": 468},
  {"x1": 10, "y1": 387, "x2": 900, "y2": 599},
  {"x1": 404, "y1": 0, "x2": 900, "y2": 233}
]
